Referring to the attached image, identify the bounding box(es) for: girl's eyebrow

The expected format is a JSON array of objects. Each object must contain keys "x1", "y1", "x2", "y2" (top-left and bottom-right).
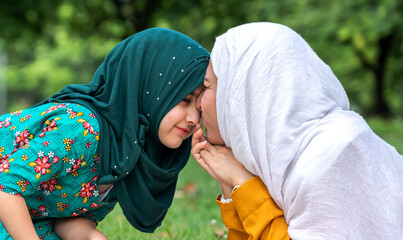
[{"x1": 204, "y1": 77, "x2": 209, "y2": 81}]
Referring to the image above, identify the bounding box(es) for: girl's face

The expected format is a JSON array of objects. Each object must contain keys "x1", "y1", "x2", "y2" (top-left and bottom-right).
[{"x1": 158, "y1": 86, "x2": 204, "y2": 149}]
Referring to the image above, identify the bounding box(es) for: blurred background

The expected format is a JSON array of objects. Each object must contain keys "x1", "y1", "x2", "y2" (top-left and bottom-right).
[{"x1": 0, "y1": 0, "x2": 402, "y2": 239}]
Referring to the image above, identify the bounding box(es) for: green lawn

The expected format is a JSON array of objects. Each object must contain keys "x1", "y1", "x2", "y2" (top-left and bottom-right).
[
  {"x1": 98, "y1": 158, "x2": 226, "y2": 240},
  {"x1": 98, "y1": 117, "x2": 403, "y2": 239}
]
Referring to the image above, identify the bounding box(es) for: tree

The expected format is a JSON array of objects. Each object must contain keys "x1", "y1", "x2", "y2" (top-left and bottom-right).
[{"x1": 0, "y1": 0, "x2": 402, "y2": 117}]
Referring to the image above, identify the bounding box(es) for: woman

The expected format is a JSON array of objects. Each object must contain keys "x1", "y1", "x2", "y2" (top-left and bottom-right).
[
  {"x1": 0, "y1": 27, "x2": 209, "y2": 239},
  {"x1": 192, "y1": 22, "x2": 403, "y2": 239}
]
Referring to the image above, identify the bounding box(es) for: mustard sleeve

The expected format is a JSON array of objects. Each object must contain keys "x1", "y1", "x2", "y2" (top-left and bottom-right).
[
  {"x1": 216, "y1": 196, "x2": 249, "y2": 239},
  {"x1": 231, "y1": 176, "x2": 290, "y2": 240}
]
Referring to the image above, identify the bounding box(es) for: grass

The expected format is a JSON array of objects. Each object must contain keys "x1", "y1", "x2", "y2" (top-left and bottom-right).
[
  {"x1": 98, "y1": 117, "x2": 403, "y2": 239},
  {"x1": 98, "y1": 158, "x2": 226, "y2": 240}
]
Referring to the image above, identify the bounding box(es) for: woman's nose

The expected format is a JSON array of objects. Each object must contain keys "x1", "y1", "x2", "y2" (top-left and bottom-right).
[{"x1": 195, "y1": 92, "x2": 203, "y2": 111}]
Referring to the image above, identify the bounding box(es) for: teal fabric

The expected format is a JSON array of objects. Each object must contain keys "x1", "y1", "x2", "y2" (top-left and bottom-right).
[
  {"x1": 39, "y1": 28, "x2": 210, "y2": 232},
  {"x1": 0, "y1": 102, "x2": 117, "y2": 239}
]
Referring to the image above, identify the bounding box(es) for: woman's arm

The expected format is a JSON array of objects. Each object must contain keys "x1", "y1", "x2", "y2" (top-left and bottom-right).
[
  {"x1": 54, "y1": 217, "x2": 108, "y2": 240},
  {"x1": 231, "y1": 176, "x2": 290, "y2": 240},
  {"x1": 0, "y1": 191, "x2": 40, "y2": 240}
]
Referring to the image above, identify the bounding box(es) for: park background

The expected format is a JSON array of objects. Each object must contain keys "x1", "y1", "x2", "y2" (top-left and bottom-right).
[{"x1": 0, "y1": 0, "x2": 402, "y2": 239}]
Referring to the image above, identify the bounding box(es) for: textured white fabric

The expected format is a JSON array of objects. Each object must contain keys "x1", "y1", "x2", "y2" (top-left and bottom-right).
[{"x1": 211, "y1": 22, "x2": 403, "y2": 239}]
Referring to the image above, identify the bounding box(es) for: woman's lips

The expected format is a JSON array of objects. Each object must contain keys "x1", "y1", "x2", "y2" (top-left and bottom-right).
[{"x1": 176, "y1": 127, "x2": 189, "y2": 136}]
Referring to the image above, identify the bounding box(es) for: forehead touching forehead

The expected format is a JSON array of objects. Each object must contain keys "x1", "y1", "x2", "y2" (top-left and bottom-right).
[
  {"x1": 190, "y1": 85, "x2": 204, "y2": 96},
  {"x1": 205, "y1": 61, "x2": 218, "y2": 86}
]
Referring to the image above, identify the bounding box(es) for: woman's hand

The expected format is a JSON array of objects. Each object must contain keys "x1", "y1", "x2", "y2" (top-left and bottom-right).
[{"x1": 191, "y1": 124, "x2": 254, "y2": 198}]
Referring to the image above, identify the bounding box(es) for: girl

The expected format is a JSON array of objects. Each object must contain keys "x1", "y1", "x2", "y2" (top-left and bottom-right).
[{"x1": 0, "y1": 27, "x2": 209, "y2": 239}]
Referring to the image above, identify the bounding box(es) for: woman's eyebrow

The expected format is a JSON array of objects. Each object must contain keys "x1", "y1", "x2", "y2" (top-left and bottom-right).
[{"x1": 204, "y1": 77, "x2": 209, "y2": 81}]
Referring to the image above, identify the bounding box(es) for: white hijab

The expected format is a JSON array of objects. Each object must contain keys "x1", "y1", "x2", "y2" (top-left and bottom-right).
[{"x1": 212, "y1": 22, "x2": 403, "y2": 239}]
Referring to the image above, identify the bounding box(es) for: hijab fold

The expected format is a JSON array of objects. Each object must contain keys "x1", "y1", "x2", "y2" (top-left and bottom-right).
[
  {"x1": 212, "y1": 22, "x2": 403, "y2": 239},
  {"x1": 39, "y1": 28, "x2": 209, "y2": 232}
]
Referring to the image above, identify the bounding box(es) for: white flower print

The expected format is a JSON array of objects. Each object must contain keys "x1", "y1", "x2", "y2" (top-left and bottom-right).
[{"x1": 38, "y1": 150, "x2": 44, "y2": 157}]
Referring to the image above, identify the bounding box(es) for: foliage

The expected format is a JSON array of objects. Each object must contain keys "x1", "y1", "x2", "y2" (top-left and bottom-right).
[{"x1": 0, "y1": 0, "x2": 402, "y2": 116}]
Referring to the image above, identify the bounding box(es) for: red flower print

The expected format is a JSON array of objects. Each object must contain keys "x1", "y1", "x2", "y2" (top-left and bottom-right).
[
  {"x1": 69, "y1": 139, "x2": 75, "y2": 145},
  {"x1": 0, "y1": 154, "x2": 14, "y2": 174},
  {"x1": 86, "y1": 142, "x2": 91, "y2": 148},
  {"x1": 0, "y1": 160, "x2": 10, "y2": 173},
  {"x1": 34, "y1": 156, "x2": 51, "y2": 175},
  {"x1": 52, "y1": 156, "x2": 60, "y2": 164},
  {"x1": 30, "y1": 208, "x2": 40, "y2": 217},
  {"x1": 39, "y1": 205, "x2": 46, "y2": 212},
  {"x1": 15, "y1": 130, "x2": 33, "y2": 149},
  {"x1": 43, "y1": 141, "x2": 49, "y2": 146},
  {"x1": 29, "y1": 156, "x2": 52, "y2": 179},
  {"x1": 40, "y1": 103, "x2": 67, "y2": 116},
  {"x1": 71, "y1": 159, "x2": 82, "y2": 173},
  {"x1": 83, "y1": 122, "x2": 91, "y2": 129},
  {"x1": 0, "y1": 120, "x2": 11, "y2": 129},
  {"x1": 40, "y1": 178, "x2": 62, "y2": 192},
  {"x1": 77, "y1": 119, "x2": 99, "y2": 136},
  {"x1": 75, "y1": 182, "x2": 96, "y2": 204},
  {"x1": 89, "y1": 113, "x2": 95, "y2": 118},
  {"x1": 39, "y1": 119, "x2": 59, "y2": 138},
  {"x1": 0, "y1": 184, "x2": 4, "y2": 191}
]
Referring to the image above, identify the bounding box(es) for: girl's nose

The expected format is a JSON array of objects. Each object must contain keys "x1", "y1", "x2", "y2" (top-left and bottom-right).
[{"x1": 187, "y1": 107, "x2": 200, "y2": 125}]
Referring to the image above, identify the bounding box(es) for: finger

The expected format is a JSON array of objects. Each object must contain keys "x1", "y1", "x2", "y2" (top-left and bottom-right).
[
  {"x1": 203, "y1": 141, "x2": 217, "y2": 154},
  {"x1": 193, "y1": 155, "x2": 219, "y2": 181},
  {"x1": 199, "y1": 148, "x2": 214, "y2": 162},
  {"x1": 191, "y1": 141, "x2": 208, "y2": 160},
  {"x1": 195, "y1": 123, "x2": 202, "y2": 131},
  {"x1": 191, "y1": 127, "x2": 204, "y2": 147}
]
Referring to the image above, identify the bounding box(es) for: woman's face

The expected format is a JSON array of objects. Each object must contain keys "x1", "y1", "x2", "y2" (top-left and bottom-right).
[
  {"x1": 196, "y1": 61, "x2": 225, "y2": 145},
  {"x1": 158, "y1": 86, "x2": 204, "y2": 149}
]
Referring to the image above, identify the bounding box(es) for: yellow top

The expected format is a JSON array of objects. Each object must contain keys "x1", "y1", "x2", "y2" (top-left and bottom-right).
[{"x1": 216, "y1": 176, "x2": 290, "y2": 240}]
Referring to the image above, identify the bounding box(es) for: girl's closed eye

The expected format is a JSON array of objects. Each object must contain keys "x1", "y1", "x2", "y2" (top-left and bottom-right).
[{"x1": 183, "y1": 97, "x2": 191, "y2": 104}]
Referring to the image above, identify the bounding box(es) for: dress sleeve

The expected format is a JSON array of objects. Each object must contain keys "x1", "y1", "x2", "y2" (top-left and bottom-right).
[
  {"x1": 216, "y1": 196, "x2": 249, "y2": 239},
  {"x1": 230, "y1": 176, "x2": 290, "y2": 240}
]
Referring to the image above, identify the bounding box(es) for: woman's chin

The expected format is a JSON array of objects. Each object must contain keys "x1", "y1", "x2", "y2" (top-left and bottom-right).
[{"x1": 206, "y1": 130, "x2": 225, "y2": 145}]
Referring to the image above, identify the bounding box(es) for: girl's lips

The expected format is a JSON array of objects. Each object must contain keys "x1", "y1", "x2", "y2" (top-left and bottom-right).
[{"x1": 176, "y1": 127, "x2": 189, "y2": 136}]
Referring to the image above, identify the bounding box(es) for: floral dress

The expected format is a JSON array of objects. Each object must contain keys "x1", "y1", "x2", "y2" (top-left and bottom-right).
[{"x1": 0, "y1": 102, "x2": 117, "y2": 240}]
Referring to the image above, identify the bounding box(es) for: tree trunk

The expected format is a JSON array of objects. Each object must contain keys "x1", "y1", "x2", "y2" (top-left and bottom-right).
[{"x1": 372, "y1": 34, "x2": 393, "y2": 118}]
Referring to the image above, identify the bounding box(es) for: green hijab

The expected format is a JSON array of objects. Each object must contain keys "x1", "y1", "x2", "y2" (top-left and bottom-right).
[{"x1": 39, "y1": 28, "x2": 209, "y2": 232}]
